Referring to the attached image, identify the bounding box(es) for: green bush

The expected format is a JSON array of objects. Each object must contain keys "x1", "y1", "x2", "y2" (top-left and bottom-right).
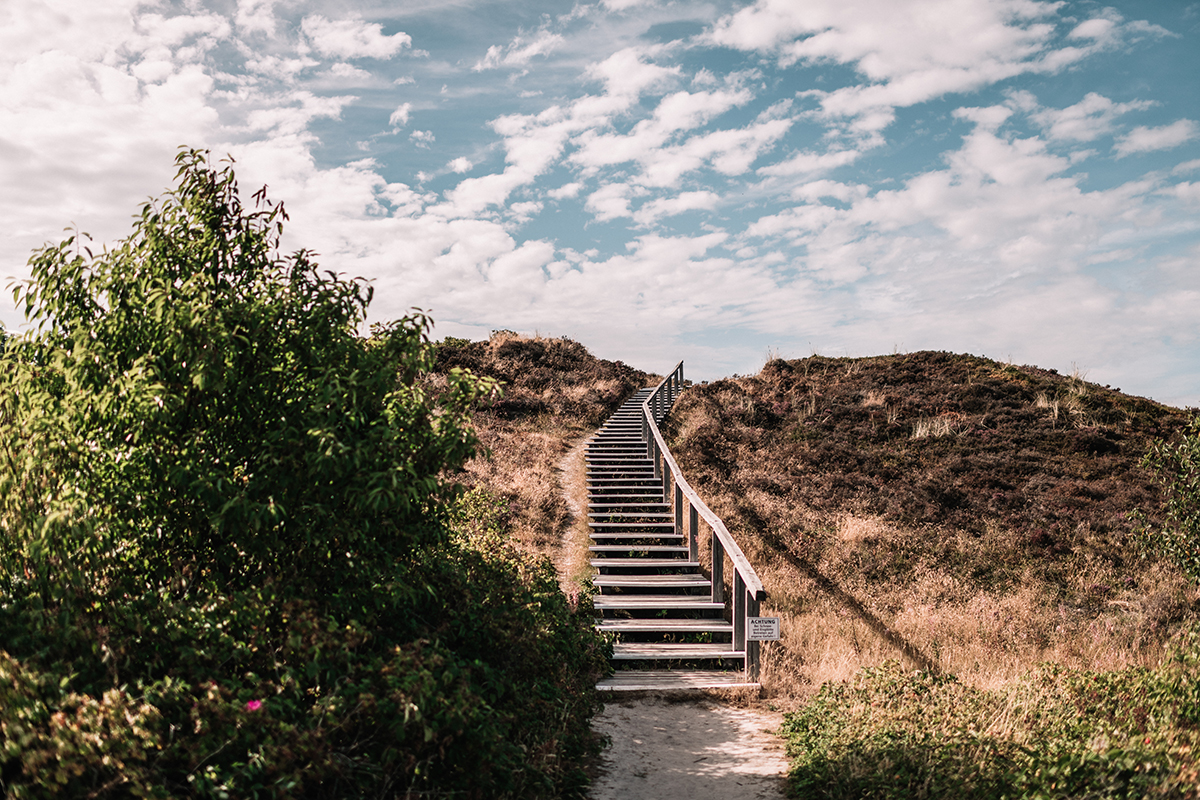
[
  {"x1": 0, "y1": 150, "x2": 608, "y2": 798},
  {"x1": 781, "y1": 633, "x2": 1200, "y2": 799},
  {"x1": 1134, "y1": 417, "x2": 1200, "y2": 584}
]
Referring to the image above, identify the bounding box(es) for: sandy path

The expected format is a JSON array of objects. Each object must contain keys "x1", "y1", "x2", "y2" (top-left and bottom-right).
[
  {"x1": 561, "y1": 420, "x2": 791, "y2": 799},
  {"x1": 587, "y1": 697, "x2": 790, "y2": 800}
]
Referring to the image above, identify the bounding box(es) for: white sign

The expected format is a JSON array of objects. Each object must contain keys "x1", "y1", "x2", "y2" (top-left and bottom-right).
[{"x1": 747, "y1": 617, "x2": 780, "y2": 641}]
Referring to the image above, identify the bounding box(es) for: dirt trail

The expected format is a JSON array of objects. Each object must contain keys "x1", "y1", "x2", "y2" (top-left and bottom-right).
[
  {"x1": 554, "y1": 435, "x2": 592, "y2": 594},
  {"x1": 587, "y1": 697, "x2": 790, "y2": 800}
]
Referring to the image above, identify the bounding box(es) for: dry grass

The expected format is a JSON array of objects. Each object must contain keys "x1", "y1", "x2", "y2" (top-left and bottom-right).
[
  {"x1": 433, "y1": 332, "x2": 652, "y2": 578},
  {"x1": 910, "y1": 414, "x2": 961, "y2": 439}
]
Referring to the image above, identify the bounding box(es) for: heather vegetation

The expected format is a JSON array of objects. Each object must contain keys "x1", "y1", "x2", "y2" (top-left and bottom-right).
[
  {"x1": 0, "y1": 152, "x2": 608, "y2": 798},
  {"x1": 665, "y1": 352, "x2": 1200, "y2": 798},
  {"x1": 432, "y1": 333, "x2": 650, "y2": 587}
]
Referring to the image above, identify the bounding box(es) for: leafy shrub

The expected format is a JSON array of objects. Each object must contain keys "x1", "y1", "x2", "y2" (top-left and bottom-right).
[
  {"x1": 1134, "y1": 417, "x2": 1200, "y2": 584},
  {"x1": 0, "y1": 150, "x2": 607, "y2": 798},
  {"x1": 782, "y1": 630, "x2": 1200, "y2": 799}
]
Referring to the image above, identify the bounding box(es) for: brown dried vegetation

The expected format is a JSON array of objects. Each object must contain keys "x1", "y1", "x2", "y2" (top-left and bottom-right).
[
  {"x1": 666, "y1": 351, "x2": 1200, "y2": 694},
  {"x1": 433, "y1": 332, "x2": 651, "y2": 573}
]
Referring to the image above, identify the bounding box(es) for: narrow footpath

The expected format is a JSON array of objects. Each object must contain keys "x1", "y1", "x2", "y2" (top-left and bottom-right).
[
  {"x1": 559, "y1": 387, "x2": 791, "y2": 800},
  {"x1": 586, "y1": 697, "x2": 789, "y2": 800}
]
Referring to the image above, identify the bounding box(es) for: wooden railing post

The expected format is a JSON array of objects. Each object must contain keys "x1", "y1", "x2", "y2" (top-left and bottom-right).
[
  {"x1": 733, "y1": 572, "x2": 746, "y2": 653},
  {"x1": 688, "y1": 503, "x2": 698, "y2": 561},
  {"x1": 674, "y1": 483, "x2": 683, "y2": 539},
  {"x1": 711, "y1": 534, "x2": 724, "y2": 604},
  {"x1": 747, "y1": 593, "x2": 761, "y2": 681}
]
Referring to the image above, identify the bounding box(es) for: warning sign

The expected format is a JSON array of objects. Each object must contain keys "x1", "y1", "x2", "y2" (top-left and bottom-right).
[{"x1": 747, "y1": 617, "x2": 780, "y2": 641}]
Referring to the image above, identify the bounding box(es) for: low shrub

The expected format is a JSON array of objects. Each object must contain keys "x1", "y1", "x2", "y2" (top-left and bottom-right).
[
  {"x1": 782, "y1": 628, "x2": 1200, "y2": 799},
  {"x1": 1133, "y1": 417, "x2": 1200, "y2": 584}
]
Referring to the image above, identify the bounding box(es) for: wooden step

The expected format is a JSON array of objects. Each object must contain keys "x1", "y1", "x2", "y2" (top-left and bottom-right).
[
  {"x1": 612, "y1": 643, "x2": 744, "y2": 660},
  {"x1": 594, "y1": 574, "x2": 711, "y2": 589},
  {"x1": 594, "y1": 595, "x2": 723, "y2": 610},
  {"x1": 587, "y1": 533, "x2": 683, "y2": 542},
  {"x1": 597, "y1": 670, "x2": 758, "y2": 692},
  {"x1": 589, "y1": 545, "x2": 689, "y2": 555},
  {"x1": 587, "y1": 482, "x2": 662, "y2": 489},
  {"x1": 595, "y1": 619, "x2": 733, "y2": 633},
  {"x1": 589, "y1": 558, "x2": 700, "y2": 568},
  {"x1": 588, "y1": 512, "x2": 673, "y2": 519},
  {"x1": 588, "y1": 501, "x2": 670, "y2": 508}
]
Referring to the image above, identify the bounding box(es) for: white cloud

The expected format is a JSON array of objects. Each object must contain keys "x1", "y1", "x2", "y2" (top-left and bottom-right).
[
  {"x1": 1068, "y1": 16, "x2": 1118, "y2": 43},
  {"x1": 506, "y1": 201, "x2": 544, "y2": 224},
  {"x1": 389, "y1": 102, "x2": 412, "y2": 127},
  {"x1": 585, "y1": 46, "x2": 681, "y2": 99},
  {"x1": 638, "y1": 117, "x2": 793, "y2": 188},
  {"x1": 585, "y1": 183, "x2": 641, "y2": 221},
  {"x1": 410, "y1": 129, "x2": 435, "y2": 147},
  {"x1": 474, "y1": 29, "x2": 564, "y2": 71},
  {"x1": 235, "y1": 0, "x2": 284, "y2": 36},
  {"x1": 547, "y1": 182, "x2": 581, "y2": 199},
  {"x1": 245, "y1": 91, "x2": 355, "y2": 136},
  {"x1": 602, "y1": 0, "x2": 652, "y2": 10},
  {"x1": 757, "y1": 148, "x2": 860, "y2": 178},
  {"x1": 447, "y1": 156, "x2": 473, "y2": 173},
  {"x1": 1029, "y1": 92, "x2": 1154, "y2": 142},
  {"x1": 436, "y1": 47, "x2": 691, "y2": 219},
  {"x1": 705, "y1": 0, "x2": 1168, "y2": 142},
  {"x1": 300, "y1": 15, "x2": 411, "y2": 60},
  {"x1": 570, "y1": 86, "x2": 755, "y2": 175},
  {"x1": 1114, "y1": 119, "x2": 1199, "y2": 156},
  {"x1": 953, "y1": 105, "x2": 1013, "y2": 131},
  {"x1": 633, "y1": 190, "x2": 721, "y2": 224}
]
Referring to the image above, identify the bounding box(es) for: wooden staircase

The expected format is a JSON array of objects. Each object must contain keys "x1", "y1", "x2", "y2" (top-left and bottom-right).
[{"x1": 589, "y1": 367, "x2": 766, "y2": 692}]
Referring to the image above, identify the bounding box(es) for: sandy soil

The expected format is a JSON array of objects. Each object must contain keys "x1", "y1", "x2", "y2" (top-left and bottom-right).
[
  {"x1": 554, "y1": 435, "x2": 593, "y2": 593},
  {"x1": 587, "y1": 697, "x2": 790, "y2": 800}
]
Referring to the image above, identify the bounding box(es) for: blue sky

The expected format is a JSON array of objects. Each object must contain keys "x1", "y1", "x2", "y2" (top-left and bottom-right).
[{"x1": 3, "y1": 0, "x2": 1199, "y2": 405}]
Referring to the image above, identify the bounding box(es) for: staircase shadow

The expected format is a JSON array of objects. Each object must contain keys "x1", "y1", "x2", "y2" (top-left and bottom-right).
[{"x1": 760, "y1": 532, "x2": 940, "y2": 674}]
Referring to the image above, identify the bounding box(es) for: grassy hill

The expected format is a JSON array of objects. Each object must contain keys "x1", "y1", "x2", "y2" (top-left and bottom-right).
[
  {"x1": 433, "y1": 332, "x2": 651, "y2": 576},
  {"x1": 663, "y1": 351, "x2": 1200, "y2": 798},
  {"x1": 665, "y1": 351, "x2": 1198, "y2": 690}
]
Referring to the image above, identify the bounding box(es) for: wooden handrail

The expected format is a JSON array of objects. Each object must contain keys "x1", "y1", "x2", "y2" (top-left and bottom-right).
[{"x1": 641, "y1": 362, "x2": 768, "y2": 679}]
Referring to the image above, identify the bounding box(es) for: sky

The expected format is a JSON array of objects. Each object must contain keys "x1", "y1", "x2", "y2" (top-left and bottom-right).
[{"x1": 2, "y1": 0, "x2": 1199, "y2": 405}]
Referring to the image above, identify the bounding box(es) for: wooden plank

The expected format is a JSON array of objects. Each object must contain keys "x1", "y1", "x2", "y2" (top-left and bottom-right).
[
  {"x1": 612, "y1": 643, "x2": 745, "y2": 659},
  {"x1": 597, "y1": 670, "x2": 758, "y2": 691},
  {"x1": 588, "y1": 512, "x2": 673, "y2": 518},
  {"x1": 594, "y1": 619, "x2": 733, "y2": 633},
  {"x1": 593, "y1": 595, "x2": 723, "y2": 610},
  {"x1": 594, "y1": 575, "x2": 710, "y2": 588},
  {"x1": 588, "y1": 558, "x2": 699, "y2": 568},
  {"x1": 586, "y1": 533, "x2": 684, "y2": 541}
]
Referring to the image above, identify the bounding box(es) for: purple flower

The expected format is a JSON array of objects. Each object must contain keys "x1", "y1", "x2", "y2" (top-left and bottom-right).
[{"x1": 246, "y1": 700, "x2": 263, "y2": 712}]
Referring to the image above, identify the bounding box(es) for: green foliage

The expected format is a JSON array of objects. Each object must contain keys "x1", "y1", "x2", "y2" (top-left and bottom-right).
[
  {"x1": 781, "y1": 634, "x2": 1200, "y2": 799},
  {"x1": 0, "y1": 150, "x2": 607, "y2": 797},
  {"x1": 1133, "y1": 417, "x2": 1200, "y2": 584}
]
